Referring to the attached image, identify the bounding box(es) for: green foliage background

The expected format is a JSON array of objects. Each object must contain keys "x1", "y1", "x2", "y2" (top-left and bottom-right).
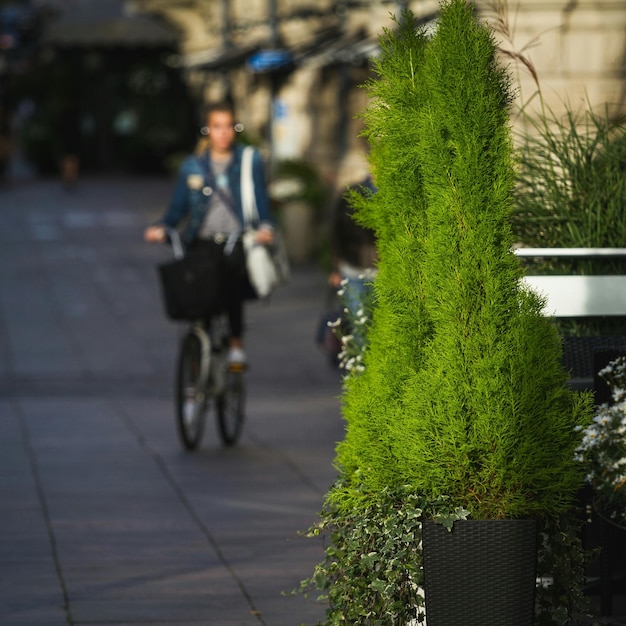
[
  {"x1": 512, "y1": 104, "x2": 626, "y2": 336},
  {"x1": 514, "y1": 104, "x2": 626, "y2": 258}
]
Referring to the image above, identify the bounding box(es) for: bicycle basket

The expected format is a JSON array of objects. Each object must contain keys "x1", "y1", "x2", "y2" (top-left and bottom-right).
[{"x1": 157, "y1": 251, "x2": 220, "y2": 321}]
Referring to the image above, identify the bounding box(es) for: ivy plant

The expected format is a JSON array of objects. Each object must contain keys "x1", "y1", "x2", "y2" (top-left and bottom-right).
[{"x1": 299, "y1": 482, "x2": 468, "y2": 625}]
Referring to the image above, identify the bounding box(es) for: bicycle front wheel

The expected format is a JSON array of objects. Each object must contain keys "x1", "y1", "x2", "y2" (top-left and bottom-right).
[
  {"x1": 216, "y1": 368, "x2": 246, "y2": 446},
  {"x1": 176, "y1": 332, "x2": 208, "y2": 450}
]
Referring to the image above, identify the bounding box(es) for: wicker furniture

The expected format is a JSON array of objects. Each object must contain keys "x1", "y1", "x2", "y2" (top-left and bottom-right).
[{"x1": 517, "y1": 247, "x2": 626, "y2": 617}]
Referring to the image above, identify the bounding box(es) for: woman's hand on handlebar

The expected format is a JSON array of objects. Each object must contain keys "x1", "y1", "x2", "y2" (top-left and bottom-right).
[
  {"x1": 144, "y1": 225, "x2": 167, "y2": 243},
  {"x1": 329, "y1": 271, "x2": 343, "y2": 289},
  {"x1": 255, "y1": 227, "x2": 273, "y2": 245}
]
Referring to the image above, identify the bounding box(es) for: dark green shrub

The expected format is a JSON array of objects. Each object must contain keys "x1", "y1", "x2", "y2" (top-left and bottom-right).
[
  {"x1": 271, "y1": 159, "x2": 330, "y2": 212},
  {"x1": 513, "y1": 105, "x2": 626, "y2": 336},
  {"x1": 514, "y1": 105, "x2": 626, "y2": 258}
]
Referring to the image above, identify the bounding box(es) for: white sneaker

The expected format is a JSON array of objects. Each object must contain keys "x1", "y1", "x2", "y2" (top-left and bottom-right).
[{"x1": 227, "y1": 347, "x2": 247, "y2": 367}]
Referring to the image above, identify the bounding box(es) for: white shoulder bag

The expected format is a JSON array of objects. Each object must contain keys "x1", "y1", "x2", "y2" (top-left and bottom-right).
[{"x1": 240, "y1": 146, "x2": 288, "y2": 299}]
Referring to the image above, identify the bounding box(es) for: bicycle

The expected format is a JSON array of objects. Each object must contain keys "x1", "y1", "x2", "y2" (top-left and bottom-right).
[
  {"x1": 176, "y1": 317, "x2": 246, "y2": 449},
  {"x1": 162, "y1": 229, "x2": 246, "y2": 450}
]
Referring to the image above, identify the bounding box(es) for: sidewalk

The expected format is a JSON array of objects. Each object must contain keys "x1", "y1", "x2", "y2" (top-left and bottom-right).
[
  {"x1": 1, "y1": 177, "x2": 624, "y2": 626},
  {"x1": 0, "y1": 177, "x2": 342, "y2": 625}
]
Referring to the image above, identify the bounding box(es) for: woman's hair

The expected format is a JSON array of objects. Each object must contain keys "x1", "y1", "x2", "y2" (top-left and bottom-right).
[{"x1": 202, "y1": 100, "x2": 236, "y2": 125}]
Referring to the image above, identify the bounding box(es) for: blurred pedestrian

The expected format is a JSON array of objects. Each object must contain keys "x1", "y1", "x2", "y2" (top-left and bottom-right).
[
  {"x1": 59, "y1": 100, "x2": 81, "y2": 189},
  {"x1": 315, "y1": 176, "x2": 378, "y2": 365},
  {"x1": 329, "y1": 176, "x2": 378, "y2": 321},
  {"x1": 0, "y1": 102, "x2": 11, "y2": 185},
  {"x1": 144, "y1": 101, "x2": 273, "y2": 366}
]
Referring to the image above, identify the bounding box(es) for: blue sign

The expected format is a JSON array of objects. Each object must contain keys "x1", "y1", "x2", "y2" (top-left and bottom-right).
[
  {"x1": 274, "y1": 100, "x2": 288, "y2": 120},
  {"x1": 247, "y1": 49, "x2": 293, "y2": 73}
]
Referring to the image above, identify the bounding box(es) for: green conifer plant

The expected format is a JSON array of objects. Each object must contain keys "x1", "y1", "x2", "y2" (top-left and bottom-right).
[
  {"x1": 339, "y1": 0, "x2": 590, "y2": 522},
  {"x1": 303, "y1": 1, "x2": 593, "y2": 622}
]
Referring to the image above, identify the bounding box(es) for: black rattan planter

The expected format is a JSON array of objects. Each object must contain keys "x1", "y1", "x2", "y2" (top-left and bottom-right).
[
  {"x1": 593, "y1": 503, "x2": 626, "y2": 617},
  {"x1": 423, "y1": 519, "x2": 537, "y2": 626}
]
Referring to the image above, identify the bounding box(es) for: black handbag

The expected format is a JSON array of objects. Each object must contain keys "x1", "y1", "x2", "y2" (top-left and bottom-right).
[
  {"x1": 315, "y1": 286, "x2": 346, "y2": 365},
  {"x1": 157, "y1": 249, "x2": 220, "y2": 321},
  {"x1": 315, "y1": 308, "x2": 344, "y2": 367}
]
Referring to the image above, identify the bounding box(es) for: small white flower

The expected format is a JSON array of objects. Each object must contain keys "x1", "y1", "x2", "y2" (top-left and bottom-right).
[{"x1": 577, "y1": 356, "x2": 626, "y2": 525}]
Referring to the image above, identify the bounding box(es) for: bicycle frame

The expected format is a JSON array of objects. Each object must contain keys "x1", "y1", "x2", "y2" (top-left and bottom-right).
[
  {"x1": 189, "y1": 322, "x2": 212, "y2": 396},
  {"x1": 164, "y1": 227, "x2": 246, "y2": 449}
]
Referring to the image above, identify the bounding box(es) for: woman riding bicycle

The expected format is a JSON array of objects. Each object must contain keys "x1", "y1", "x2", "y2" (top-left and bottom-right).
[{"x1": 144, "y1": 101, "x2": 274, "y2": 367}]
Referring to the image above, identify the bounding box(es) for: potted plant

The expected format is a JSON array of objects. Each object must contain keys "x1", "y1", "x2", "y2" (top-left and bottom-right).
[
  {"x1": 576, "y1": 355, "x2": 626, "y2": 532},
  {"x1": 576, "y1": 356, "x2": 626, "y2": 528},
  {"x1": 575, "y1": 356, "x2": 626, "y2": 616},
  {"x1": 301, "y1": 1, "x2": 593, "y2": 624},
  {"x1": 269, "y1": 158, "x2": 329, "y2": 262}
]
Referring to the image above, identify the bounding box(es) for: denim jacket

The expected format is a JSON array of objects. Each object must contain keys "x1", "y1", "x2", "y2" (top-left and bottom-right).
[{"x1": 157, "y1": 144, "x2": 272, "y2": 245}]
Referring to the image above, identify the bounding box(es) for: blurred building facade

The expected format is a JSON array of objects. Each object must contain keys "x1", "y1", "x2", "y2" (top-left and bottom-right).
[
  {"x1": 127, "y1": 0, "x2": 439, "y2": 188},
  {"x1": 3, "y1": 0, "x2": 197, "y2": 176},
  {"x1": 0, "y1": 1, "x2": 41, "y2": 180},
  {"x1": 127, "y1": 0, "x2": 626, "y2": 189}
]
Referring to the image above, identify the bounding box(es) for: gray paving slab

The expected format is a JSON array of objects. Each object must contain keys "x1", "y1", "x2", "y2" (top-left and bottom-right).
[
  {"x1": 0, "y1": 404, "x2": 68, "y2": 626},
  {"x1": 0, "y1": 606, "x2": 68, "y2": 626},
  {"x1": 78, "y1": 622, "x2": 258, "y2": 626}
]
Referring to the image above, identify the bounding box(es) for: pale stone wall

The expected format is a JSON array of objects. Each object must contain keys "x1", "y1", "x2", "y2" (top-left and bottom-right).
[
  {"x1": 130, "y1": 0, "x2": 626, "y2": 183},
  {"x1": 477, "y1": 0, "x2": 626, "y2": 122}
]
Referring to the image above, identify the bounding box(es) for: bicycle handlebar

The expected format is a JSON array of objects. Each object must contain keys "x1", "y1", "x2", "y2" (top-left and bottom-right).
[
  {"x1": 164, "y1": 227, "x2": 185, "y2": 260},
  {"x1": 162, "y1": 226, "x2": 244, "y2": 259}
]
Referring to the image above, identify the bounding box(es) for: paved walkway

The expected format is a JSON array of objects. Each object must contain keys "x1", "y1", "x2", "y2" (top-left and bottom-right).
[
  {"x1": 1, "y1": 176, "x2": 625, "y2": 626},
  {"x1": 0, "y1": 177, "x2": 343, "y2": 625}
]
